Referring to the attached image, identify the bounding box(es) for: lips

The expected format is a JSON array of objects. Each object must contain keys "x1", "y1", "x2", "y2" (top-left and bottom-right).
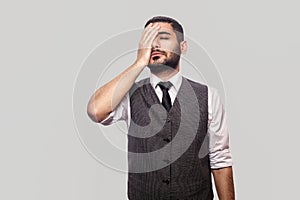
[{"x1": 151, "y1": 51, "x2": 165, "y2": 58}]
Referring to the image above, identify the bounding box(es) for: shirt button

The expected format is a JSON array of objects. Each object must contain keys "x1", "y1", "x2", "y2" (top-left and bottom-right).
[
  {"x1": 163, "y1": 138, "x2": 170, "y2": 143},
  {"x1": 162, "y1": 179, "x2": 170, "y2": 185}
]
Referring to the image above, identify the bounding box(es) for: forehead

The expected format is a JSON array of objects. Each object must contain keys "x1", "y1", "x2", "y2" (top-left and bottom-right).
[{"x1": 153, "y1": 22, "x2": 176, "y2": 35}]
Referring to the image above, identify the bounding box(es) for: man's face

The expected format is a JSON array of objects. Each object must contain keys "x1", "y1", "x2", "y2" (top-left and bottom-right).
[{"x1": 149, "y1": 22, "x2": 182, "y2": 70}]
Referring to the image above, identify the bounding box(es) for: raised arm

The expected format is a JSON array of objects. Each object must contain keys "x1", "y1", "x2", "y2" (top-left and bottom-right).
[{"x1": 87, "y1": 23, "x2": 160, "y2": 122}]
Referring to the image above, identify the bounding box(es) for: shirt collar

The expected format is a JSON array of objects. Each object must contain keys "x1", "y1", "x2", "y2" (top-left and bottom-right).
[{"x1": 150, "y1": 71, "x2": 182, "y2": 92}]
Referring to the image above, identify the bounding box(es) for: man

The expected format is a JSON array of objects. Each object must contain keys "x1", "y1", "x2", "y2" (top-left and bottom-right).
[{"x1": 87, "y1": 16, "x2": 235, "y2": 200}]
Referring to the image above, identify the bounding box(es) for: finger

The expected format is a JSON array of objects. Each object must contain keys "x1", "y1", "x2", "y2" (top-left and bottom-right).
[
  {"x1": 139, "y1": 24, "x2": 160, "y2": 51},
  {"x1": 144, "y1": 25, "x2": 160, "y2": 46},
  {"x1": 145, "y1": 22, "x2": 153, "y2": 29},
  {"x1": 141, "y1": 23, "x2": 155, "y2": 39},
  {"x1": 144, "y1": 24, "x2": 160, "y2": 41},
  {"x1": 142, "y1": 23, "x2": 159, "y2": 39}
]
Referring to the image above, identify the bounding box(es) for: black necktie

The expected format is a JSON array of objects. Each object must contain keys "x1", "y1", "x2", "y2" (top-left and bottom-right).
[{"x1": 157, "y1": 81, "x2": 172, "y2": 112}]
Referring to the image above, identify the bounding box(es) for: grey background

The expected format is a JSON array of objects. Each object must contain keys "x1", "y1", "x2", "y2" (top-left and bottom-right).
[{"x1": 1, "y1": 0, "x2": 299, "y2": 199}]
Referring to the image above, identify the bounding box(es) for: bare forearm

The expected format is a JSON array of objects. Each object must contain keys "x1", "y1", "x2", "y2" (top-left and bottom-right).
[
  {"x1": 212, "y1": 166, "x2": 235, "y2": 200},
  {"x1": 87, "y1": 62, "x2": 145, "y2": 122}
]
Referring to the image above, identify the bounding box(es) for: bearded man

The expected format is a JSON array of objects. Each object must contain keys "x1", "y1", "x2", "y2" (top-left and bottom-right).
[{"x1": 87, "y1": 16, "x2": 235, "y2": 200}]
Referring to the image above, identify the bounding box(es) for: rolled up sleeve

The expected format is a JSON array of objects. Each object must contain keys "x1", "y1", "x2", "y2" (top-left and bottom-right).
[{"x1": 100, "y1": 93, "x2": 130, "y2": 127}]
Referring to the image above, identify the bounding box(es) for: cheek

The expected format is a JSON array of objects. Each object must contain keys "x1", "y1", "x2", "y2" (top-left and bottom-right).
[
  {"x1": 159, "y1": 40, "x2": 173, "y2": 48},
  {"x1": 170, "y1": 45, "x2": 181, "y2": 55},
  {"x1": 162, "y1": 43, "x2": 179, "y2": 54}
]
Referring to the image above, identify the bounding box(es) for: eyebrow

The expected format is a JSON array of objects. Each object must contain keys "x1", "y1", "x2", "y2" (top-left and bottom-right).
[{"x1": 158, "y1": 31, "x2": 171, "y2": 35}]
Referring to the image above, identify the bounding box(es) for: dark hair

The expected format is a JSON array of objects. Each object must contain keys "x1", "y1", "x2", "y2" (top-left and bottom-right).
[{"x1": 144, "y1": 16, "x2": 184, "y2": 43}]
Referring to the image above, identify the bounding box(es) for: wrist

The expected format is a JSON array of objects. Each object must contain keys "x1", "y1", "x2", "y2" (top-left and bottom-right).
[{"x1": 134, "y1": 59, "x2": 148, "y2": 68}]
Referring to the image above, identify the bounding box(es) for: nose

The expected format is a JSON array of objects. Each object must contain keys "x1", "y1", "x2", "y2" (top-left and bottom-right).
[{"x1": 152, "y1": 36, "x2": 160, "y2": 49}]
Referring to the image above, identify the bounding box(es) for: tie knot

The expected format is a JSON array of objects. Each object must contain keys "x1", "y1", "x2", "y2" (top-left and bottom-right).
[{"x1": 157, "y1": 81, "x2": 172, "y2": 91}]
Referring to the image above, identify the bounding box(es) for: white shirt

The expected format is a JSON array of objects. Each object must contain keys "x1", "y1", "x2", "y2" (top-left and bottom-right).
[{"x1": 101, "y1": 72, "x2": 233, "y2": 169}]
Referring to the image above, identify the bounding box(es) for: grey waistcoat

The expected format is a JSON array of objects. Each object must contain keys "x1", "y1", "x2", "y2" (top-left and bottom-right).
[{"x1": 127, "y1": 77, "x2": 213, "y2": 200}]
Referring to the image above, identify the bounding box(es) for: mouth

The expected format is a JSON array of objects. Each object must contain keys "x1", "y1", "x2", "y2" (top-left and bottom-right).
[{"x1": 151, "y1": 51, "x2": 165, "y2": 59}]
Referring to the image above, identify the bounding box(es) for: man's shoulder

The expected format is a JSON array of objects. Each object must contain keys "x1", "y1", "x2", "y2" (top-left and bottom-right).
[
  {"x1": 135, "y1": 77, "x2": 150, "y2": 86},
  {"x1": 183, "y1": 76, "x2": 208, "y2": 90},
  {"x1": 129, "y1": 77, "x2": 150, "y2": 96},
  {"x1": 183, "y1": 77, "x2": 221, "y2": 104}
]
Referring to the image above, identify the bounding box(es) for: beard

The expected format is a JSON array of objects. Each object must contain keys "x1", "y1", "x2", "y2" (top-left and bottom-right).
[{"x1": 147, "y1": 48, "x2": 181, "y2": 74}]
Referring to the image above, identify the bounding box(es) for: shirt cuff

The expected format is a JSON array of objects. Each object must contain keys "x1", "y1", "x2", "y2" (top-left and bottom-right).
[
  {"x1": 100, "y1": 110, "x2": 116, "y2": 125},
  {"x1": 209, "y1": 148, "x2": 233, "y2": 169}
]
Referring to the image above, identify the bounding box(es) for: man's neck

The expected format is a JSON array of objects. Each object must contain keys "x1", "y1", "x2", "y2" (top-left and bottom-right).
[{"x1": 152, "y1": 66, "x2": 180, "y2": 81}]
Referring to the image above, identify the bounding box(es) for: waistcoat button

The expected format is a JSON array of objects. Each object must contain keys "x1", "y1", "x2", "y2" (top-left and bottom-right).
[{"x1": 163, "y1": 138, "x2": 170, "y2": 143}]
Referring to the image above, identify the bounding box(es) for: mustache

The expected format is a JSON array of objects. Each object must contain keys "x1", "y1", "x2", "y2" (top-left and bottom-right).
[{"x1": 151, "y1": 49, "x2": 166, "y2": 54}]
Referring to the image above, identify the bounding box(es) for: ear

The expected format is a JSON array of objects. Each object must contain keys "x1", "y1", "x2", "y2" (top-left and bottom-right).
[{"x1": 180, "y1": 41, "x2": 188, "y2": 54}]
